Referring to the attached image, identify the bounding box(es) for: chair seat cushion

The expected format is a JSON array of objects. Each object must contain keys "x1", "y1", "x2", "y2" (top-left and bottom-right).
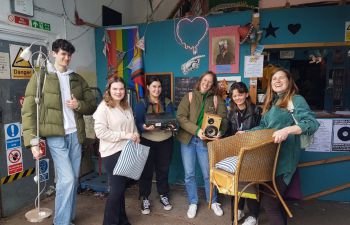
[
  {"x1": 215, "y1": 156, "x2": 239, "y2": 173},
  {"x1": 210, "y1": 168, "x2": 257, "y2": 199}
]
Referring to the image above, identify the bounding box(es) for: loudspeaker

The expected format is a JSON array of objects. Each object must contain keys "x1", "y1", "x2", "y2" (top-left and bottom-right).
[{"x1": 201, "y1": 113, "x2": 222, "y2": 138}]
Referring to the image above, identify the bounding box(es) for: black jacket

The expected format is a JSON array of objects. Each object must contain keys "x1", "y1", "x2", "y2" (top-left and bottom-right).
[{"x1": 227, "y1": 104, "x2": 261, "y2": 135}]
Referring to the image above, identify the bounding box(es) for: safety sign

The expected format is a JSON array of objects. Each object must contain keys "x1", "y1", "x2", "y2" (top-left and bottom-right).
[
  {"x1": 9, "y1": 44, "x2": 33, "y2": 79},
  {"x1": 39, "y1": 158, "x2": 49, "y2": 182},
  {"x1": 4, "y1": 122, "x2": 22, "y2": 150},
  {"x1": 7, "y1": 147, "x2": 24, "y2": 176}
]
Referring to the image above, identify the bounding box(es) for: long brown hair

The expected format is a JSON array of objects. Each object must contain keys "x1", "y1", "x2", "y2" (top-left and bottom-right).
[
  {"x1": 262, "y1": 68, "x2": 298, "y2": 114},
  {"x1": 103, "y1": 77, "x2": 129, "y2": 109},
  {"x1": 194, "y1": 71, "x2": 218, "y2": 95}
]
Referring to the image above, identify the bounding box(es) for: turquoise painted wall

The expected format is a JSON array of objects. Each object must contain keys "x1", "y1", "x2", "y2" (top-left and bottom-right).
[{"x1": 95, "y1": 5, "x2": 350, "y2": 201}]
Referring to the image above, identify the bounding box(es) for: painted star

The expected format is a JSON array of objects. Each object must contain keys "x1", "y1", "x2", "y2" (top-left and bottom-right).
[{"x1": 263, "y1": 22, "x2": 279, "y2": 38}]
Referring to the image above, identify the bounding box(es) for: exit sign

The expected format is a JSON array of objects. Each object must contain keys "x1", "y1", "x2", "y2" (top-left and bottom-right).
[{"x1": 31, "y1": 19, "x2": 50, "y2": 31}]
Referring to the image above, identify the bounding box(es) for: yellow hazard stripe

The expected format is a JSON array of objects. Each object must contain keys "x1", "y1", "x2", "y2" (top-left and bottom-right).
[{"x1": 0, "y1": 168, "x2": 35, "y2": 185}]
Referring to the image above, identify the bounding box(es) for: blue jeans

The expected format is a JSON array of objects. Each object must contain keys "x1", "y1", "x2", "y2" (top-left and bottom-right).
[
  {"x1": 181, "y1": 136, "x2": 217, "y2": 205},
  {"x1": 47, "y1": 132, "x2": 81, "y2": 225}
]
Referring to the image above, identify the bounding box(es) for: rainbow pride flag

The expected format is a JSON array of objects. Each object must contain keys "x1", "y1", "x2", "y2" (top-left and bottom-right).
[{"x1": 106, "y1": 27, "x2": 144, "y2": 95}]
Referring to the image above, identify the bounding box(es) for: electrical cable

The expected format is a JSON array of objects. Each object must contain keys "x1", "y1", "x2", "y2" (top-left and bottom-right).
[
  {"x1": 61, "y1": 0, "x2": 77, "y2": 26},
  {"x1": 34, "y1": 180, "x2": 47, "y2": 209}
]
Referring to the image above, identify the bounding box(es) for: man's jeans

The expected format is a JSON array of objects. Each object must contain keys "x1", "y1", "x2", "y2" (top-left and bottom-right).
[
  {"x1": 47, "y1": 132, "x2": 81, "y2": 225},
  {"x1": 181, "y1": 136, "x2": 217, "y2": 205}
]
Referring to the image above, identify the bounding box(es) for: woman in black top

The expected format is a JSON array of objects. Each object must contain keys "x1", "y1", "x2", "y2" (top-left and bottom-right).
[{"x1": 227, "y1": 82, "x2": 261, "y2": 225}]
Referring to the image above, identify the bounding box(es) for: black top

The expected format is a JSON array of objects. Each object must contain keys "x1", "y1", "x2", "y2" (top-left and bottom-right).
[{"x1": 227, "y1": 104, "x2": 261, "y2": 135}]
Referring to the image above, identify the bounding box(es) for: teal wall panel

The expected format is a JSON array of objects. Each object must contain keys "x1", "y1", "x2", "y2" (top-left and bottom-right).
[{"x1": 95, "y1": 5, "x2": 350, "y2": 200}]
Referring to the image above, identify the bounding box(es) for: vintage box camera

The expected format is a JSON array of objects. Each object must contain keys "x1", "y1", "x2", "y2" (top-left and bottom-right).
[{"x1": 201, "y1": 113, "x2": 222, "y2": 138}]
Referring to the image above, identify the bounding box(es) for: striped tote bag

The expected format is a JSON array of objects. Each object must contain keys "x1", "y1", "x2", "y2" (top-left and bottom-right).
[{"x1": 113, "y1": 140, "x2": 150, "y2": 180}]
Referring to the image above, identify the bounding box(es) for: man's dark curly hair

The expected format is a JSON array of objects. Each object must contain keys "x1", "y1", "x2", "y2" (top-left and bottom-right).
[{"x1": 52, "y1": 39, "x2": 75, "y2": 54}]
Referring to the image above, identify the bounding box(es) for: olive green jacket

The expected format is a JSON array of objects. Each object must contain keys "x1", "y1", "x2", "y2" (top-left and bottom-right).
[
  {"x1": 176, "y1": 90, "x2": 228, "y2": 145},
  {"x1": 21, "y1": 71, "x2": 97, "y2": 147}
]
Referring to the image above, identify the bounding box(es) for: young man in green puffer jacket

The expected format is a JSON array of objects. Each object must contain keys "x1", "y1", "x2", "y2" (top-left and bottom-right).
[{"x1": 21, "y1": 39, "x2": 96, "y2": 225}]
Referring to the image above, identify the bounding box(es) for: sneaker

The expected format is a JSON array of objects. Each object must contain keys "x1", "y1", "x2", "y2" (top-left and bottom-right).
[
  {"x1": 141, "y1": 197, "x2": 151, "y2": 215},
  {"x1": 238, "y1": 209, "x2": 245, "y2": 221},
  {"x1": 187, "y1": 204, "x2": 197, "y2": 218},
  {"x1": 211, "y1": 202, "x2": 223, "y2": 216},
  {"x1": 242, "y1": 216, "x2": 258, "y2": 225},
  {"x1": 160, "y1": 195, "x2": 172, "y2": 211}
]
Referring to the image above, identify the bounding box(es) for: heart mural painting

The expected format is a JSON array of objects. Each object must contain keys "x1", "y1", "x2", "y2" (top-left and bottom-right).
[{"x1": 176, "y1": 16, "x2": 209, "y2": 55}]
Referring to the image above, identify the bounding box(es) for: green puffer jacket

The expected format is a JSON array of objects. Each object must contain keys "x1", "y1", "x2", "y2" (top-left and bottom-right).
[
  {"x1": 21, "y1": 71, "x2": 97, "y2": 147},
  {"x1": 176, "y1": 90, "x2": 228, "y2": 145}
]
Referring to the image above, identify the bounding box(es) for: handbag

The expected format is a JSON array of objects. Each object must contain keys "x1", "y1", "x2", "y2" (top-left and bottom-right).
[
  {"x1": 287, "y1": 100, "x2": 314, "y2": 149},
  {"x1": 113, "y1": 140, "x2": 150, "y2": 180}
]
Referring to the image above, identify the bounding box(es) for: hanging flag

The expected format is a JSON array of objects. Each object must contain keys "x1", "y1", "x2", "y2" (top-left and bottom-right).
[
  {"x1": 102, "y1": 30, "x2": 111, "y2": 57},
  {"x1": 129, "y1": 31, "x2": 145, "y2": 100},
  {"x1": 106, "y1": 28, "x2": 138, "y2": 84},
  {"x1": 136, "y1": 35, "x2": 145, "y2": 51}
]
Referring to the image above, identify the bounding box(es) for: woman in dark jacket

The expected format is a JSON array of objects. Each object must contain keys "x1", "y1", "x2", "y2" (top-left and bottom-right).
[
  {"x1": 134, "y1": 77, "x2": 175, "y2": 215},
  {"x1": 227, "y1": 82, "x2": 261, "y2": 225}
]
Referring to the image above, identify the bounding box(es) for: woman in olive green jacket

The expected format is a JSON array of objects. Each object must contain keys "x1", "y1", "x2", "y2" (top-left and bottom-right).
[
  {"x1": 176, "y1": 71, "x2": 228, "y2": 219},
  {"x1": 242, "y1": 68, "x2": 319, "y2": 225}
]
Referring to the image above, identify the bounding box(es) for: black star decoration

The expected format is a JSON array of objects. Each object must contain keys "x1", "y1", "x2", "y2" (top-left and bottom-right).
[{"x1": 263, "y1": 22, "x2": 279, "y2": 38}]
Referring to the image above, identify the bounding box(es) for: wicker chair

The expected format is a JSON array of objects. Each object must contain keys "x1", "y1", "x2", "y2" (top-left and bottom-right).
[{"x1": 208, "y1": 129, "x2": 292, "y2": 225}]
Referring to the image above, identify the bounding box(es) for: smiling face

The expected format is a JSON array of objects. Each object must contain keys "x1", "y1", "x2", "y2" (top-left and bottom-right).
[
  {"x1": 199, "y1": 74, "x2": 214, "y2": 93},
  {"x1": 109, "y1": 81, "x2": 125, "y2": 102},
  {"x1": 231, "y1": 89, "x2": 248, "y2": 109},
  {"x1": 147, "y1": 81, "x2": 162, "y2": 100},
  {"x1": 52, "y1": 49, "x2": 72, "y2": 70},
  {"x1": 271, "y1": 70, "x2": 289, "y2": 94}
]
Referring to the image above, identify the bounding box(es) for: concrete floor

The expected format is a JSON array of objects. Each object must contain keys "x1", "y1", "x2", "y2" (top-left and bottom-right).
[{"x1": 1, "y1": 184, "x2": 350, "y2": 225}]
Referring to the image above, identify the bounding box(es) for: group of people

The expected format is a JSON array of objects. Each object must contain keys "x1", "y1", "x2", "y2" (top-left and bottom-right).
[{"x1": 22, "y1": 39, "x2": 319, "y2": 225}]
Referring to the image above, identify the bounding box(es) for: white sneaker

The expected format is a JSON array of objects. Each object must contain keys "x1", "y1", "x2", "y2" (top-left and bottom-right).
[
  {"x1": 211, "y1": 202, "x2": 223, "y2": 216},
  {"x1": 242, "y1": 216, "x2": 258, "y2": 225},
  {"x1": 238, "y1": 209, "x2": 245, "y2": 221},
  {"x1": 187, "y1": 204, "x2": 197, "y2": 218}
]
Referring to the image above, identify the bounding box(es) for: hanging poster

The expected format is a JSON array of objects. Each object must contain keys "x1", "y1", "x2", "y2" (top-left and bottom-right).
[
  {"x1": 9, "y1": 44, "x2": 33, "y2": 79},
  {"x1": 0, "y1": 52, "x2": 11, "y2": 79},
  {"x1": 209, "y1": 26, "x2": 240, "y2": 74},
  {"x1": 332, "y1": 119, "x2": 350, "y2": 152},
  {"x1": 306, "y1": 119, "x2": 333, "y2": 152},
  {"x1": 244, "y1": 55, "x2": 264, "y2": 78}
]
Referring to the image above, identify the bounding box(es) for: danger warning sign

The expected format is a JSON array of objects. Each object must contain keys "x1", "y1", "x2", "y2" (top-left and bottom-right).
[
  {"x1": 7, "y1": 147, "x2": 23, "y2": 175},
  {"x1": 9, "y1": 44, "x2": 33, "y2": 79}
]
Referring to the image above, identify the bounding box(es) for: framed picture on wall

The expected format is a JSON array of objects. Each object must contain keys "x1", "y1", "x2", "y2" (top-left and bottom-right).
[
  {"x1": 145, "y1": 72, "x2": 174, "y2": 102},
  {"x1": 209, "y1": 26, "x2": 240, "y2": 74}
]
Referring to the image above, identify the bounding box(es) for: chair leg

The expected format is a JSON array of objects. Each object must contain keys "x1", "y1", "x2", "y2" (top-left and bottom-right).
[
  {"x1": 230, "y1": 196, "x2": 234, "y2": 225},
  {"x1": 234, "y1": 193, "x2": 239, "y2": 225},
  {"x1": 272, "y1": 180, "x2": 293, "y2": 218}
]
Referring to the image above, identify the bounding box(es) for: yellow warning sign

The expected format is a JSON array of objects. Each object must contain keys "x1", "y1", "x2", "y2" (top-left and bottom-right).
[
  {"x1": 12, "y1": 48, "x2": 32, "y2": 68},
  {"x1": 346, "y1": 22, "x2": 350, "y2": 42},
  {"x1": 9, "y1": 44, "x2": 33, "y2": 79}
]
